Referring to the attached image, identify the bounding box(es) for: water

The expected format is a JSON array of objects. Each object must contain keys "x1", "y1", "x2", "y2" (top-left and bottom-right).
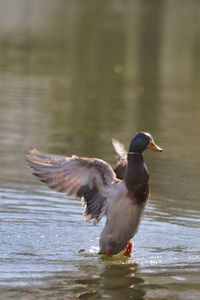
[{"x1": 0, "y1": 1, "x2": 200, "y2": 299}]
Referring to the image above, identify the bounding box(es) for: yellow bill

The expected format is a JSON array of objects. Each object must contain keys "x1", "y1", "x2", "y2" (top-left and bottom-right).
[{"x1": 147, "y1": 140, "x2": 163, "y2": 152}]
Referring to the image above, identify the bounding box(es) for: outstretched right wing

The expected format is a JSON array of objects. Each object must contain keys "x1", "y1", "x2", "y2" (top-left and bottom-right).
[{"x1": 26, "y1": 149, "x2": 117, "y2": 224}]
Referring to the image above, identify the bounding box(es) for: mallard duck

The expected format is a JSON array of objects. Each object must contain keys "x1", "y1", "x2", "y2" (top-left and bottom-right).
[{"x1": 25, "y1": 132, "x2": 162, "y2": 256}]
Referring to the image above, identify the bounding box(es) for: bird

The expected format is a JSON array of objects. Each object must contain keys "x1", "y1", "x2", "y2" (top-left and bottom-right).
[{"x1": 25, "y1": 132, "x2": 162, "y2": 257}]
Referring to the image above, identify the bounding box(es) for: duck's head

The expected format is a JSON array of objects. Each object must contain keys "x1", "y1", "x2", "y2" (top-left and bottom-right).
[{"x1": 129, "y1": 132, "x2": 163, "y2": 154}]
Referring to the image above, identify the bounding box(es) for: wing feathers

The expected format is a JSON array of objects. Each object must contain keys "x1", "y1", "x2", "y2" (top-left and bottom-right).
[
  {"x1": 112, "y1": 138, "x2": 127, "y2": 180},
  {"x1": 26, "y1": 149, "x2": 116, "y2": 223},
  {"x1": 112, "y1": 138, "x2": 127, "y2": 160}
]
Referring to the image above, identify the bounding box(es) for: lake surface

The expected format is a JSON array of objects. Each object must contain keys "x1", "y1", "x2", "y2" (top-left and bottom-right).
[{"x1": 0, "y1": 1, "x2": 200, "y2": 299}]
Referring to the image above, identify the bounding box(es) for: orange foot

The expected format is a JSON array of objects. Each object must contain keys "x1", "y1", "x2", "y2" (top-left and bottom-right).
[
  {"x1": 104, "y1": 250, "x2": 112, "y2": 257},
  {"x1": 123, "y1": 241, "x2": 133, "y2": 256}
]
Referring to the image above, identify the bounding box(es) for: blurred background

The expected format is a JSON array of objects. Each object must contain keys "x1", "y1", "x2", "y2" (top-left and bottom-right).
[
  {"x1": 0, "y1": 1, "x2": 200, "y2": 299},
  {"x1": 0, "y1": 0, "x2": 200, "y2": 182}
]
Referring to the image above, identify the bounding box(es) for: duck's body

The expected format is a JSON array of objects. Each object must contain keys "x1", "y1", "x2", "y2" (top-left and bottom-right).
[
  {"x1": 100, "y1": 183, "x2": 145, "y2": 255},
  {"x1": 25, "y1": 132, "x2": 162, "y2": 256},
  {"x1": 100, "y1": 152, "x2": 149, "y2": 254}
]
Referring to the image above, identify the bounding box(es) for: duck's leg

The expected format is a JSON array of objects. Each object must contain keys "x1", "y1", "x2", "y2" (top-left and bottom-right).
[
  {"x1": 104, "y1": 250, "x2": 113, "y2": 257},
  {"x1": 123, "y1": 241, "x2": 133, "y2": 256}
]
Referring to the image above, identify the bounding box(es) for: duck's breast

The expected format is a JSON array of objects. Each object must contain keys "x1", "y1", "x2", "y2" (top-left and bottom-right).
[{"x1": 100, "y1": 183, "x2": 145, "y2": 254}]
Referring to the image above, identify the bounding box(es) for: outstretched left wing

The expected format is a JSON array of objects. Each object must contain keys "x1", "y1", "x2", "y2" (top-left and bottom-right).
[{"x1": 112, "y1": 138, "x2": 127, "y2": 180}]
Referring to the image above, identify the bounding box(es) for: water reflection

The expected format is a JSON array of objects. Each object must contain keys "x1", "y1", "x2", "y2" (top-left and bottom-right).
[
  {"x1": 77, "y1": 262, "x2": 146, "y2": 299},
  {"x1": 136, "y1": 0, "x2": 163, "y2": 134}
]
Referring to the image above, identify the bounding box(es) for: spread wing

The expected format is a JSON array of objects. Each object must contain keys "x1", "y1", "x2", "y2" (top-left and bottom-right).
[
  {"x1": 112, "y1": 138, "x2": 127, "y2": 180},
  {"x1": 25, "y1": 149, "x2": 117, "y2": 223},
  {"x1": 112, "y1": 138, "x2": 127, "y2": 160}
]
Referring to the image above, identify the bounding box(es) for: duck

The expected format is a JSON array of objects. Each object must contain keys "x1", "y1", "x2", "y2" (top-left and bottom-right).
[{"x1": 25, "y1": 132, "x2": 162, "y2": 257}]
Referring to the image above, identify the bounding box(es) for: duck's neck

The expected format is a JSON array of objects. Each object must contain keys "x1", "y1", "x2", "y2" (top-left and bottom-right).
[{"x1": 124, "y1": 153, "x2": 149, "y2": 205}]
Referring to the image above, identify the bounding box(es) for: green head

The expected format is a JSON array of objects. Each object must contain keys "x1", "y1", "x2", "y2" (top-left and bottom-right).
[{"x1": 129, "y1": 132, "x2": 162, "y2": 154}]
